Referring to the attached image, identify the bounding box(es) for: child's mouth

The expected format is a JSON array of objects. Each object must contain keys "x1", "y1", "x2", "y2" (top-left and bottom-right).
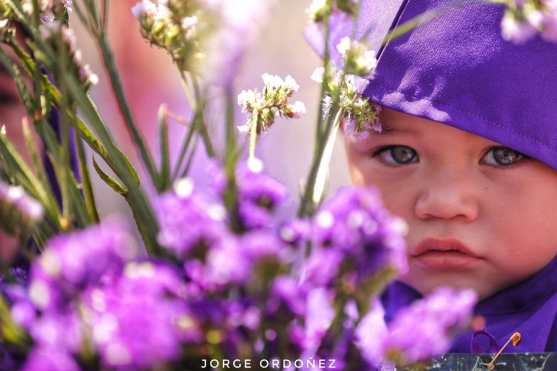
[{"x1": 411, "y1": 238, "x2": 484, "y2": 270}]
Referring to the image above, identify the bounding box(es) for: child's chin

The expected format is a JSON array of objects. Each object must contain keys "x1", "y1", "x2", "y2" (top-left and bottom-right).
[{"x1": 399, "y1": 275, "x2": 487, "y2": 299}]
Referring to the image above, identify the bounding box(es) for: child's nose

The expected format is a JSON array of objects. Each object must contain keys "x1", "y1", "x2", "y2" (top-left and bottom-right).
[{"x1": 414, "y1": 172, "x2": 479, "y2": 222}]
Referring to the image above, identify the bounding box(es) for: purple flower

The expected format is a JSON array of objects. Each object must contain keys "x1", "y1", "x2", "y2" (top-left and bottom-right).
[
  {"x1": 83, "y1": 261, "x2": 189, "y2": 369},
  {"x1": 21, "y1": 347, "x2": 79, "y2": 371},
  {"x1": 303, "y1": 187, "x2": 408, "y2": 287},
  {"x1": 156, "y1": 177, "x2": 229, "y2": 257},
  {"x1": 191, "y1": 230, "x2": 289, "y2": 290},
  {"x1": 27, "y1": 219, "x2": 134, "y2": 309},
  {"x1": 204, "y1": 160, "x2": 287, "y2": 231},
  {"x1": 268, "y1": 276, "x2": 306, "y2": 316},
  {"x1": 354, "y1": 299, "x2": 389, "y2": 368},
  {"x1": 303, "y1": 287, "x2": 335, "y2": 354},
  {"x1": 29, "y1": 311, "x2": 82, "y2": 352},
  {"x1": 279, "y1": 219, "x2": 311, "y2": 246},
  {"x1": 235, "y1": 162, "x2": 287, "y2": 230},
  {"x1": 379, "y1": 287, "x2": 477, "y2": 365}
]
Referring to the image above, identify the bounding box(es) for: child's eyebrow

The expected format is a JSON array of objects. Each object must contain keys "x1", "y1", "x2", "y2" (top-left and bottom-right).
[{"x1": 376, "y1": 124, "x2": 415, "y2": 135}]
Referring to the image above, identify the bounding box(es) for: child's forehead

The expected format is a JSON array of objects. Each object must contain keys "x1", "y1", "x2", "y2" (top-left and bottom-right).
[{"x1": 378, "y1": 108, "x2": 499, "y2": 146}]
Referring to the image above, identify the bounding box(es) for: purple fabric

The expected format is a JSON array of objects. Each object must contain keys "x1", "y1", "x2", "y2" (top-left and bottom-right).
[
  {"x1": 381, "y1": 255, "x2": 557, "y2": 352},
  {"x1": 364, "y1": 0, "x2": 557, "y2": 170}
]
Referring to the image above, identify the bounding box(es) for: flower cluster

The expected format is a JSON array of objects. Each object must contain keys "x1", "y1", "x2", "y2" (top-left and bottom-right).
[
  {"x1": 0, "y1": 181, "x2": 43, "y2": 236},
  {"x1": 132, "y1": 0, "x2": 271, "y2": 85},
  {"x1": 380, "y1": 288, "x2": 477, "y2": 366},
  {"x1": 312, "y1": 66, "x2": 382, "y2": 138},
  {"x1": 2, "y1": 220, "x2": 196, "y2": 370},
  {"x1": 304, "y1": 187, "x2": 407, "y2": 290},
  {"x1": 500, "y1": 0, "x2": 557, "y2": 43},
  {"x1": 132, "y1": 0, "x2": 209, "y2": 73},
  {"x1": 238, "y1": 74, "x2": 306, "y2": 134}
]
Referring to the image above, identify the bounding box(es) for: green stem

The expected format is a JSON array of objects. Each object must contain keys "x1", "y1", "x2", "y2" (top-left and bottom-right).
[
  {"x1": 225, "y1": 86, "x2": 237, "y2": 159},
  {"x1": 98, "y1": 32, "x2": 159, "y2": 187},
  {"x1": 312, "y1": 109, "x2": 342, "y2": 206},
  {"x1": 190, "y1": 78, "x2": 215, "y2": 158},
  {"x1": 75, "y1": 130, "x2": 100, "y2": 223},
  {"x1": 297, "y1": 104, "x2": 342, "y2": 217},
  {"x1": 316, "y1": 15, "x2": 332, "y2": 138},
  {"x1": 172, "y1": 112, "x2": 198, "y2": 180}
]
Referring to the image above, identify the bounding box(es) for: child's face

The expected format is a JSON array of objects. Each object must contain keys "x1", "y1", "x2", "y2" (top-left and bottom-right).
[{"x1": 345, "y1": 108, "x2": 557, "y2": 300}]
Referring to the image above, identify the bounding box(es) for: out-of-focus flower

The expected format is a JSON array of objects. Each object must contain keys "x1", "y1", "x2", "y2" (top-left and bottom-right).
[
  {"x1": 303, "y1": 287, "x2": 335, "y2": 354},
  {"x1": 499, "y1": 0, "x2": 557, "y2": 43},
  {"x1": 307, "y1": 0, "x2": 332, "y2": 22},
  {"x1": 156, "y1": 177, "x2": 228, "y2": 257},
  {"x1": 303, "y1": 187, "x2": 407, "y2": 288},
  {"x1": 132, "y1": 0, "x2": 273, "y2": 87},
  {"x1": 234, "y1": 161, "x2": 287, "y2": 230},
  {"x1": 82, "y1": 261, "x2": 188, "y2": 369},
  {"x1": 189, "y1": 230, "x2": 290, "y2": 290},
  {"x1": 354, "y1": 299, "x2": 390, "y2": 368},
  {"x1": 0, "y1": 181, "x2": 43, "y2": 236},
  {"x1": 21, "y1": 347, "x2": 79, "y2": 371},
  {"x1": 380, "y1": 288, "x2": 477, "y2": 366},
  {"x1": 27, "y1": 219, "x2": 135, "y2": 310},
  {"x1": 238, "y1": 74, "x2": 305, "y2": 134}
]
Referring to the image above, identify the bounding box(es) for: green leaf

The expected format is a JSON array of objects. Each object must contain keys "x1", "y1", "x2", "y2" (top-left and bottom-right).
[
  {"x1": 157, "y1": 104, "x2": 171, "y2": 191},
  {"x1": 93, "y1": 157, "x2": 128, "y2": 196}
]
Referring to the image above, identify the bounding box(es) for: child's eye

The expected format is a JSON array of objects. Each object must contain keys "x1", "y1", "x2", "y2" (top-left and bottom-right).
[
  {"x1": 373, "y1": 145, "x2": 419, "y2": 166},
  {"x1": 481, "y1": 146, "x2": 527, "y2": 167}
]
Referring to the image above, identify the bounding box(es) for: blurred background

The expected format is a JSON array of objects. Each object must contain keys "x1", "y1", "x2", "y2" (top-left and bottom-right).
[{"x1": 72, "y1": 0, "x2": 353, "y2": 218}]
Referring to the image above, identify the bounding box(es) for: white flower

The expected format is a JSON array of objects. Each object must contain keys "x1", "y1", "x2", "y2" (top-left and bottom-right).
[
  {"x1": 181, "y1": 15, "x2": 198, "y2": 29},
  {"x1": 501, "y1": 12, "x2": 537, "y2": 43},
  {"x1": 262, "y1": 73, "x2": 284, "y2": 90},
  {"x1": 284, "y1": 75, "x2": 300, "y2": 92},
  {"x1": 307, "y1": 0, "x2": 331, "y2": 21},
  {"x1": 336, "y1": 36, "x2": 352, "y2": 56},
  {"x1": 81, "y1": 64, "x2": 99, "y2": 86},
  {"x1": 131, "y1": 0, "x2": 156, "y2": 17},
  {"x1": 360, "y1": 50, "x2": 378, "y2": 73},
  {"x1": 311, "y1": 67, "x2": 325, "y2": 83},
  {"x1": 237, "y1": 89, "x2": 259, "y2": 112},
  {"x1": 289, "y1": 101, "x2": 306, "y2": 118}
]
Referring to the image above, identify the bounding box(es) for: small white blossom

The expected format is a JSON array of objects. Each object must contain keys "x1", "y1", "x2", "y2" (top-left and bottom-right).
[
  {"x1": 262, "y1": 73, "x2": 284, "y2": 90},
  {"x1": 237, "y1": 89, "x2": 259, "y2": 112},
  {"x1": 131, "y1": 0, "x2": 156, "y2": 17},
  {"x1": 284, "y1": 75, "x2": 300, "y2": 92},
  {"x1": 289, "y1": 101, "x2": 306, "y2": 118},
  {"x1": 311, "y1": 67, "x2": 325, "y2": 83},
  {"x1": 306, "y1": 0, "x2": 331, "y2": 22},
  {"x1": 336, "y1": 36, "x2": 351, "y2": 56}
]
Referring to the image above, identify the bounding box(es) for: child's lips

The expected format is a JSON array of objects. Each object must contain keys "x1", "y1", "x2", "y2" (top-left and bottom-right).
[{"x1": 411, "y1": 238, "x2": 484, "y2": 270}]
